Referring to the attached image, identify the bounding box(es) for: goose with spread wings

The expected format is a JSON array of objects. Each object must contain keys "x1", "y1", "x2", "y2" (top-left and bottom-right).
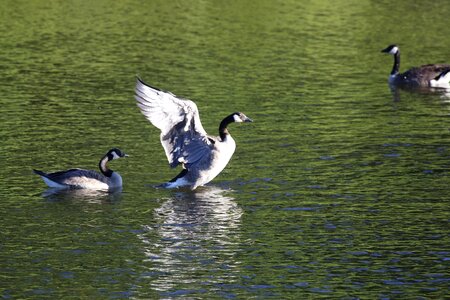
[{"x1": 134, "y1": 78, "x2": 252, "y2": 190}]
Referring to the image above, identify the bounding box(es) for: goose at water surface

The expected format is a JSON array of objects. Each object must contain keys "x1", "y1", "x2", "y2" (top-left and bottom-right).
[
  {"x1": 381, "y1": 44, "x2": 450, "y2": 89},
  {"x1": 134, "y1": 78, "x2": 253, "y2": 190},
  {"x1": 33, "y1": 148, "x2": 128, "y2": 190}
]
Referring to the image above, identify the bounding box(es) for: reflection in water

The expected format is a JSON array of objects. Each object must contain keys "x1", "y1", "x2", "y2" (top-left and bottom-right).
[
  {"x1": 390, "y1": 85, "x2": 450, "y2": 101},
  {"x1": 436, "y1": 88, "x2": 450, "y2": 101},
  {"x1": 136, "y1": 186, "x2": 243, "y2": 295},
  {"x1": 39, "y1": 187, "x2": 123, "y2": 203}
]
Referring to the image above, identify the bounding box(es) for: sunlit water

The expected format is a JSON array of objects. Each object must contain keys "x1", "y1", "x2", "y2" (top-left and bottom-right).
[{"x1": 1, "y1": 0, "x2": 450, "y2": 299}]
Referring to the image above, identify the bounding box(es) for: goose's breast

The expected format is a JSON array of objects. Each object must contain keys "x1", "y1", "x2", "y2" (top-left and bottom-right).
[
  {"x1": 213, "y1": 136, "x2": 236, "y2": 170},
  {"x1": 198, "y1": 137, "x2": 236, "y2": 184},
  {"x1": 388, "y1": 74, "x2": 397, "y2": 84}
]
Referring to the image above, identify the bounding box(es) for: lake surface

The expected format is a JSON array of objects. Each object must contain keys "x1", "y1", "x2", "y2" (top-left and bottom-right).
[{"x1": 1, "y1": 0, "x2": 449, "y2": 298}]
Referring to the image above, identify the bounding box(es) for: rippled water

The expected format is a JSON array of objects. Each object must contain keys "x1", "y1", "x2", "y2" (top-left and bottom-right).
[{"x1": 1, "y1": 0, "x2": 450, "y2": 298}]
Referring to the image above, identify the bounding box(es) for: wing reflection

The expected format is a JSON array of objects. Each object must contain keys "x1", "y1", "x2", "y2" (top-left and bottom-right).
[{"x1": 136, "y1": 186, "x2": 243, "y2": 293}]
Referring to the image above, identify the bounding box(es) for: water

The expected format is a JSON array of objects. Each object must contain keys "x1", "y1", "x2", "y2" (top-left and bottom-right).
[{"x1": 1, "y1": 0, "x2": 450, "y2": 298}]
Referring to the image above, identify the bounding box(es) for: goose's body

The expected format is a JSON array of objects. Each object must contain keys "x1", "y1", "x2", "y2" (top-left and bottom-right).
[
  {"x1": 134, "y1": 78, "x2": 252, "y2": 190},
  {"x1": 160, "y1": 127, "x2": 237, "y2": 189},
  {"x1": 33, "y1": 148, "x2": 128, "y2": 190},
  {"x1": 382, "y1": 45, "x2": 450, "y2": 88}
]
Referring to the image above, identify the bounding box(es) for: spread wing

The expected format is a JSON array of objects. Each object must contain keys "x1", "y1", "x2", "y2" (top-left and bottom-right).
[{"x1": 134, "y1": 78, "x2": 212, "y2": 168}]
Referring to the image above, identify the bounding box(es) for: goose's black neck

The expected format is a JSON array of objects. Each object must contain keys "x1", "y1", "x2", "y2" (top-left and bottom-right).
[
  {"x1": 99, "y1": 155, "x2": 113, "y2": 177},
  {"x1": 219, "y1": 114, "x2": 235, "y2": 140},
  {"x1": 391, "y1": 50, "x2": 400, "y2": 75}
]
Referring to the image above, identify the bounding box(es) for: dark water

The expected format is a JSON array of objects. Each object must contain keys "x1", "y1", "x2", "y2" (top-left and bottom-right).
[{"x1": 1, "y1": 0, "x2": 450, "y2": 298}]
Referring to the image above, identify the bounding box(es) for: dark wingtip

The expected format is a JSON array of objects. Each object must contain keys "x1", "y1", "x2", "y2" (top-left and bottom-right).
[
  {"x1": 136, "y1": 75, "x2": 144, "y2": 84},
  {"x1": 135, "y1": 75, "x2": 150, "y2": 87},
  {"x1": 135, "y1": 76, "x2": 164, "y2": 92}
]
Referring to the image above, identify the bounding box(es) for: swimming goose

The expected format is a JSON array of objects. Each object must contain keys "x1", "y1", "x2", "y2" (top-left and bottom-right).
[
  {"x1": 381, "y1": 44, "x2": 450, "y2": 88},
  {"x1": 33, "y1": 148, "x2": 128, "y2": 190},
  {"x1": 134, "y1": 78, "x2": 252, "y2": 190}
]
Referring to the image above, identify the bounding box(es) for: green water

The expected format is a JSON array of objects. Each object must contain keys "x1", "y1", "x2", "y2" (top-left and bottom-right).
[{"x1": 1, "y1": 0, "x2": 449, "y2": 298}]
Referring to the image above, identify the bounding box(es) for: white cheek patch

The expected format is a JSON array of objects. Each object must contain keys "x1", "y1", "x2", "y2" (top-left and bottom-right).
[
  {"x1": 112, "y1": 152, "x2": 121, "y2": 160},
  {"x1": 233, "y1": 114, "x2": 243, "y2": 123},
  {"x1": 390, "y1": 46, "x2": 398, "y2": 55}
]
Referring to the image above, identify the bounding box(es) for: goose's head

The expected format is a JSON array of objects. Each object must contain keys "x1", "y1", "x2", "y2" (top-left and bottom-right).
[
  {"x1": 381, "y1": 44, "x2": 399, "y2": 55},
  {"x1": 232, "y1": 112, "x2": 253, "y2": 123},
  {"x1": 107, "y1": 148, "x2": 129, "y2": 160}
]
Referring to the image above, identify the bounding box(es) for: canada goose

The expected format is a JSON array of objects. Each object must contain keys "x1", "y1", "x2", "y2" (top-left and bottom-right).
[
  {"x1": 33, "y1": 148, "x2": 128, "y2": 190},
  {"x1": 381, "y1": 44, "x2": 450, "y2": 88},
  {"x1": 134, "y1": 78, "x2": 252, "y2": 190}
]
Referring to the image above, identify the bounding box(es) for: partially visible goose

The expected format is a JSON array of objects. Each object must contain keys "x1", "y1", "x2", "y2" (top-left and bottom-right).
[
  {"x1": 134, "y1": 78, "x2": 252, "y2": 190},
  {"x1": 381, "y1": 44, "x2": 450, "y2": 88},
  {"x1": 33, "y1": 148, "x2": 128, "y2": 190}
]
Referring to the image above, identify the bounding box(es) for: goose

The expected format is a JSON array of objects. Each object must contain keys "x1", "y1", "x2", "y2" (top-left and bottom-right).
[
  {"x1": 134, "y1": 78, "x2": 252, "y2": 190},
  {"x1": 33, "y1": 148, "x2": 128, "y2": 190},
  {"x1": 381, "y1": 44, "x2": 450, "y2": 88}
]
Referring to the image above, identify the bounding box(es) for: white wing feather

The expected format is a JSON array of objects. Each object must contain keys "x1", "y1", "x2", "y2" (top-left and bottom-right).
[{"x1": 134, "y1": 78, "x2": 212, "y2": 168}]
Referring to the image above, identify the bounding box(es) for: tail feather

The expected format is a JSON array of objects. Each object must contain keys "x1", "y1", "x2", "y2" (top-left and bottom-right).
[
  {"x1": 169, "y1": 169, "x2": 188, "y2": 183},
  {"x1": 33, "y1": 169, "x2": 47, "y2": 177},
  {"x1": 33, "y1": 169, "x2": 67, "y2": 188},
  {"x1": 430, "y1": 70, "x2": 450, "y2": 88},
  {"x1": 157, "y1": 169, "x2": 190, "y2": 189}
]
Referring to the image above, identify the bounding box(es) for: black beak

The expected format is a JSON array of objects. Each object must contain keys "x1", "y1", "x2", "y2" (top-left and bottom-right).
[{"x1": 381, "y1": 47, "x2": 391, "y2": 53}]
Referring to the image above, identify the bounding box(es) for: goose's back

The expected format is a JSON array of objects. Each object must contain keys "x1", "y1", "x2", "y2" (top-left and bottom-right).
[
  {"x1": 399, "y1": 64, "x2": 450, "y2": 87},
  {"x1": 40, "y1": 169, "x2": 111, "y2": 189}
]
